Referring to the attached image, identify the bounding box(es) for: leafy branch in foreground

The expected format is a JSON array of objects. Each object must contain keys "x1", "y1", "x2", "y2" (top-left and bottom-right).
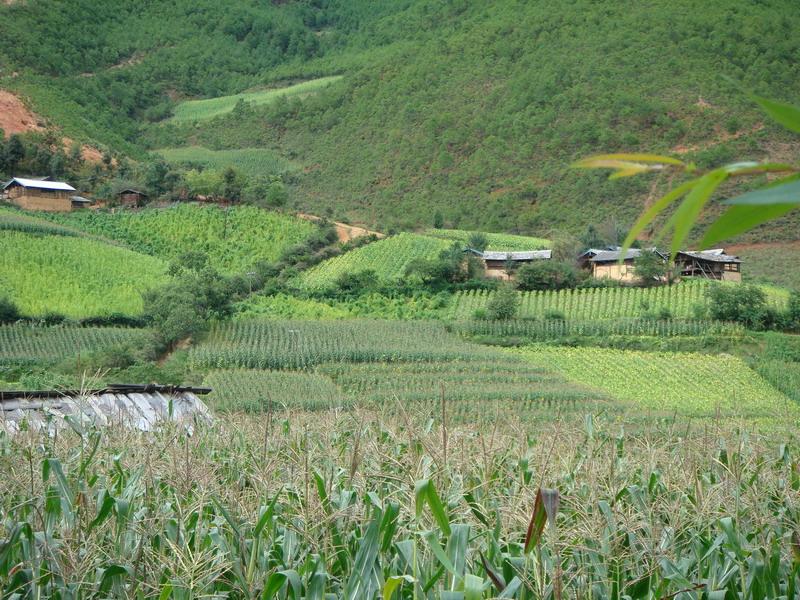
[{"x1": 574, "y1": 91, "x2": 800, "y2": 257}]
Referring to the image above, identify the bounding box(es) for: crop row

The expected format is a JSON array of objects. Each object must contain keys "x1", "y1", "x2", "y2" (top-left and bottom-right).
[
  {"x1": 0, "y1": 231, "x2": 168, "y2": 318},
  {"x1": 189, "y1": 319, "x2": 498, "y2": 370},
  {"x1": 0, "y1": 324, "x2": 151, "y2": 366},
  {"x1": 157, "y1": 146, "x2": 294, "y2": 179},
  {"x1": 43, "y1": 203, "x2": 315, "y2": 274},
  {"x1": 457, "y1": 318, "x2": 745, "y2": 339}
]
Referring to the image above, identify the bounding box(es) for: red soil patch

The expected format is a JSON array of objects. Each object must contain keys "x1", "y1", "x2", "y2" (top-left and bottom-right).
[
  {"x1": 62, "y1": 137, "x2": 105, "y2": 164},
  {"x1": 0, "y1": 90, "x2": 44, "y2": 136},
  {"x1": 297, "y1": 213, "x2": 385, "y2": 243}
]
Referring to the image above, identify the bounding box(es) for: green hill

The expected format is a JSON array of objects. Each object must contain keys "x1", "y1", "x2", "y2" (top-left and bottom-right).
[{"x1": 2, "y1": 0, "x2": 799, "y2": 240}]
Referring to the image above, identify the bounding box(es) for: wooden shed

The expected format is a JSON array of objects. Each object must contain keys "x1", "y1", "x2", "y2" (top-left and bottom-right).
[
  {"x1": 675, "y1": 249, "x2": 741, "y2": 282},
  {"x1": 3, "y1": 177, "x2": 77, "y2": 211},
  {"x1": 117, "y1": 188, "x2": 148, "y2": 207},
  {"x1": 466, "y1": 248, "x2": 552, "y2": 281},
  {"x1": 0, "y1": 384, "x2": 213, "y2": 434},
  {"x1": 578, "y1": 247, "x2": 666, "y2": 282}
]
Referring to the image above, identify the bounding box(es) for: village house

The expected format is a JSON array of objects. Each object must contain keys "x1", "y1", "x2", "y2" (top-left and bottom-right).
[
  {"x1": 675, "y1": 249, "x2": 741, "y2": 282},
  {"x1": 578, "y1": 247, "x2": 666, "y2": 282},
  {"x1": 466, "y1": 248, "x2": 552, "y2": 281},
  {"x1": 117, "y1": 188, "x2": 148, "y2": 207},
  {"x1": 2, "y1": 177, "x2": 77, "y2": 211}
]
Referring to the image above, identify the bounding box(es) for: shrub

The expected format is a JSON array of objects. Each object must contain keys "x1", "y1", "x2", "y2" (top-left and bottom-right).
[
  {"x1": 0, "y1": 296, "x2": 20, "y2": 323},
  {"x1": 707, "y1": 284, "x2": 770, "y2": 329},
  {"x1": 544, "y1": 309, "x2": 566, "y2": 320},
  {"x1": 486, "y1": 284, "x2": 519, "y2": 320},
  {"x1": 516, "y1": 261, "x2": 579, "y2": 291},
  {"x1": 634, "y1": 250, "x2": 670, "y2": 285}
]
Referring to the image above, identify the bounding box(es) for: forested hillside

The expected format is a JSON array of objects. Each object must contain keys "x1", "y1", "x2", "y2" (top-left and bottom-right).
[{"x1": 2, "y1": 0, "x2": 799, "y2": 237}]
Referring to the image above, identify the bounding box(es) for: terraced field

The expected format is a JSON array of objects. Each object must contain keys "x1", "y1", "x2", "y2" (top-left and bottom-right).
[
  {"x1": 295, "y1": 233, "x2": 452, "y2": 290},
  {"x1": 0, "y1": 231, "x2": 168, "y2": 318},
  {"x1": 515, "y1": 345, "x2": 794, "y2": 417},
  {"x1": 43, "y1": 204, "x2": 316, "y2": 274},
  {"x1": 424, "y1": 228, "x2": 551, "y2": 250},
  {"x1": 156, "y1": 146, "x2": 294, "y2": 178},
  {"x1": 169, "y1": 76, "x2": 343, "y2": 122}
]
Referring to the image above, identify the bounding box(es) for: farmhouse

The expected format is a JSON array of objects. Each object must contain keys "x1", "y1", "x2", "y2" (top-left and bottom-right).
[
  {"x1": 0, "y1": 383, "x2": 212, "y2": 433},
  {"x1": 2, "y1": 177, "x2": 77, "y2": 211},
  {"x1": 118, "y1": 188, "x2": 148, "y2": 207},
  {"x1": 675, "y1": 249, "x2": 741, "y2": 282},
  {"x1": 466, "y1": 248, "x2": 552, "y2": 280},
  {"x1": 579, "y1": 247, "x2": 666, "y2": 282},
  {"x1": 70, "y1": 195, "x2": 93, "y2": 209}
]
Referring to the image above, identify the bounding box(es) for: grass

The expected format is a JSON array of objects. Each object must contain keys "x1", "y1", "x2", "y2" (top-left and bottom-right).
[
  {"x1": 168, "y1": 76, "x2": 344, "y2": 122},
  {"x1": 515, "y1": 344, "x2": 795, "y2": 417},
  {"x1": 738, "y1": 243, "x2": 800, "y2": 290},
  {"x1": 0, "y1": 231, "x2": 168, "y2": 318},
  {"x1": 424, "y1": 228, "x2": 551, "y2": 250},
  {"x1": 295, "y1": 233, "x2": 452, "y2": 290},
  {"x1": 42, "y1": 203, "x2": 316, "y2": 275},
  {"x1": 156, "y1": 146, "x2": 295, "y2": 178},
  {"x1": 0, "y1": 411, "x2": 798, "y2": 597}
]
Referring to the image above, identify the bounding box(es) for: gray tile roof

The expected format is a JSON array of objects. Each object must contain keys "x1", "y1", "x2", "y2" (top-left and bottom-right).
[{"x1": 468, "y1": 249, "x2": 552, "y2": 261}]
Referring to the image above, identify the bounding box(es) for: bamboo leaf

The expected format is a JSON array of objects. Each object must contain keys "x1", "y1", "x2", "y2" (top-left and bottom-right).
[
  {"x1": 620, "y1": 178, "x2": 698, "y2": 256},
  {"x1": 723, "y1": 178, "x2": 800, "y2": 206},
  {"x1": 752, "y1": 95, "x2": 800, "y2": 134},
  {"x1": 660, "y1": 169, "x2": 728, "y2": 257},
  {"x1": 700, "y1": 203, "x2": 798, "y2": 247},
  {"x1": 574, "y1": 153, "x2": 685, "y2": 166}
]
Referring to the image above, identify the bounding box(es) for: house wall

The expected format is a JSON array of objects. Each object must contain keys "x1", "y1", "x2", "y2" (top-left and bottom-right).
[
  {"x1": 592, "y1": 261, "x2": 639, "y2": 282},
  {"x1": 119, "y1": 192, "x2": 145, "y2": 206},
  {"x1": 721, "y1": 271, "x2": 742, "y2": 282},
  {"x1": 8, "y1": 187, "x2": 72, "y2": 212}
]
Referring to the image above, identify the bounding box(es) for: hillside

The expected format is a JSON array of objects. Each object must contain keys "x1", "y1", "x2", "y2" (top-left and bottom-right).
[{"x1": 1, "y1": 0, "x2": 799, "y2": 242}]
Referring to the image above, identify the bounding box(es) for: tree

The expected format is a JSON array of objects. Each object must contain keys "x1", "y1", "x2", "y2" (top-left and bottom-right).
[
  {"x1": 467, "y1": 232, "x2": 488, "y2": 251},
  {"x1": 633, "y1": 250, "x2": 670, "y2": 286},
  {"x1": 516, "y1": 261, "x2": 579, "y2": 291},
  {"x1": 432, "y1": 210, "x2": 444, "y2": 229},
  {"x1": 266, "y1": 181, "x2": 288, "y2": 207},
  {"x1": 706, "y1": 284, "x2": 771, "y2": 329},
  {"x1": 5, "y1": 135, "x2": 24, "y2": 174},
  {"x1": 222, "y1": 167, "x2": 245, "y2": 202},
  {"x1": 486, "y1": 284, "x2": 519, "y2": 320}
]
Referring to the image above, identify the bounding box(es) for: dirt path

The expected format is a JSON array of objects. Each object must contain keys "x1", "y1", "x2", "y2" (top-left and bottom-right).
[{"x1": 297, "y1": 213, "x2": 384, "y2": 243}]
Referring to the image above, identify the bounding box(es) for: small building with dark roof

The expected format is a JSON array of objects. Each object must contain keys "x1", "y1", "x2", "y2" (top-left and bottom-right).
[
  {"x1": 117, "y1": 189, "x2": 148, "y2": 207},
  {"x1": 3, "y1": 177, "x2": 77, "y2": 212},
  {"x1": 578, "y1": 247, "x2": 666, "y2": 282},
  {"x1": 466, "y1": 248, "x2": 552, "y2": 280},
  {"x1": 675, "y1": 249, "x2": 741, "y2": 282}
]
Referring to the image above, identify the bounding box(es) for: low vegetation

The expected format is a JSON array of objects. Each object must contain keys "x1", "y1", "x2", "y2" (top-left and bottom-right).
[
  {"x1": 43, "y1": 204, "x2": 316, "y2": 274},
  {"x1": 423, "y1": 228, "x2": 551, "y2": 250},
  {"x1": 155, "y1": 146, "x2": 294, "y2": 179},
  {"x1": 0, "y1": 231, "x2": 168, "y2": 318}
]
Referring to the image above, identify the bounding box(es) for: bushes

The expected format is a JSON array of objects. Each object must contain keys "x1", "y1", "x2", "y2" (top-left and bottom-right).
[
  {"x1": 706, "y1": 284, "x2": 776, "y2": 330},
  {"x1": 486, "y1": 285, "x2": 520, "y2": 320},
  {"x1": 516, "y1": 261, "x2": 580, "y2": 291},
  {"x1": 0, "y1": 297, "x2": 20, "y2": 323}
]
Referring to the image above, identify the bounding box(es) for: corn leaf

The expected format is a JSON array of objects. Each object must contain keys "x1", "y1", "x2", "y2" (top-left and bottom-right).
[
  {"x1": 383, "y1": 575, "x2": 416, "y2": 600},
  {"x1": 415, "y1": 479, "x2": 452, "y2": 536},
  {"x1": 524, "y1": 488, "x2": 560, "y2": 553},
  {"x1": 463, "y1": 574, "x2": 485, "y2": 600}
]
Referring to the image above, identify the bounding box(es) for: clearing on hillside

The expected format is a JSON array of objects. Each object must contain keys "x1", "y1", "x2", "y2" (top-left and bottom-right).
[
  {"x1": 0, "y1": 90, "x2": 43, "y2": 136},
  {"x1": 42, "y1": 204, "x2": 316, "y2": 274},
  {"x1": 295, "y1": 232, "x2": 452, "y2": 290},
  {"x1": 168, "y1": 76, "x2": 343, "y2": 122},
  {"x1": 515, "y1": 345, "x2": 794, "y2": 417},
  {"x1": 424, "y1": 228, "x2": 551, "y2": 250},
  {"x1": 0, "y1": 231, "x2": 168, "y2": 318},
  {"x1": 156, "y1": 146, "x2": 294, "y2": 178}
]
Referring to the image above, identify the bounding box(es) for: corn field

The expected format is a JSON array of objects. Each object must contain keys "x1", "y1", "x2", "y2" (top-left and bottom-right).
[
  {"x1": 0, "y1": 324, "x2": 151, "y2": 366},
  {"x1": 0, "y1": 412, "x2": 797, "y2": 598},
  {"x1": 423, "y1": 229, "x2": 551, "y2": 251}
]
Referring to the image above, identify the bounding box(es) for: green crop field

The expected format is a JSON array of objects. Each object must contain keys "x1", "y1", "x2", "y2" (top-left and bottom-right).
[
  {"x1": 156, "y1": 146, "x2": 295, "y2": 178},
  {"x1": 451, "y1": 280, "x2": 789, "y2": 321},
  {"x1": 0, "y1": 231, "x2": 168, "y2": 318},
  {"x1": 295, "y1": 233, "x2": 452, "y2": 290},
  {"x1": 188, "y1": 319, "x2": 498, "y2": 370},
  {"x1": 424, "y1": 228, "x2": 551, "y2": 250},
  {"x1": 169, "y1": 76, "x2": 343, "y2": 122},
  {"x1": 0, "y1": 324, "x2": 151, "y2": 366},
  {"x1": 43, "y1": 204, "x2": 316, "y2": 274},
  {"x1": 515, "y1": 345, "x2": 794, "y2": 417}
]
